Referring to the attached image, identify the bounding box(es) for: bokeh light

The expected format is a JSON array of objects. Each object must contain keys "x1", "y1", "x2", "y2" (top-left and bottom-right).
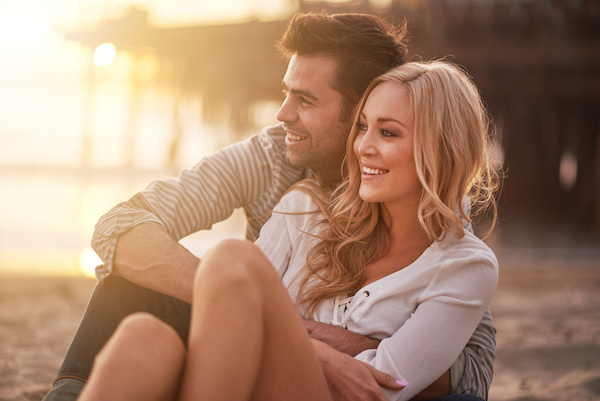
[{"x1": 93, "y1": 43, "x2": 117, "y2": 67}]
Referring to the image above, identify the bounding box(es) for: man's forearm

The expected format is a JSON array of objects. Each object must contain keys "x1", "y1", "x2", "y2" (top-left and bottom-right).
[
  {"x1": 304, "y1": 320, "x2": 450, "y2": 399},
  {"x1": 303, "y1": 319, "x2": 380, "y2": 356},
  {"x1": 112, "y1": 223, "x2": 199, "y2": 303}
]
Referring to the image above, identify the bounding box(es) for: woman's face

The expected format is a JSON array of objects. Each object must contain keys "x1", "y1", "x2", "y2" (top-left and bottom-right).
[{"x1": 353, "y1": 81, "x2": 422, "y2": 208}]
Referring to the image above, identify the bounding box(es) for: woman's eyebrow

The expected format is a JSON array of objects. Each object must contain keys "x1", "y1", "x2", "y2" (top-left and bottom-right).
[{"x1": 360, "y1": 112, "x2": 408, "y2": 128}]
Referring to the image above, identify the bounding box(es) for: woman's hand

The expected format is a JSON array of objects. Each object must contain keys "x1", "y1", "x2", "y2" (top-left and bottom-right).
[{"x1": 311, "y1": 339, "x2": 406, "y2": 401}]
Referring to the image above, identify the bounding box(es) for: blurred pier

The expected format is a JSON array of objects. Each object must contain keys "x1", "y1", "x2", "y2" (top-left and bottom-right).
[{"x1": 60, "y1": 0, "x2": 600, "y2": 246}]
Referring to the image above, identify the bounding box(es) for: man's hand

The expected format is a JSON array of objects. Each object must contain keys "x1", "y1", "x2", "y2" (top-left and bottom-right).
[
  {"x1": 303, "y1": 319, "x2": 380, "y2": 356},
  {"x1": 311, "y1": 339, "x2": 406, "y2": 401}
]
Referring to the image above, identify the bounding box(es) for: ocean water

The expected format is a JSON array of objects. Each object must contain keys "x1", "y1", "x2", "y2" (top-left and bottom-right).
[{"x1": 0, "y1": 166, "x2": 246, "y2": 277}]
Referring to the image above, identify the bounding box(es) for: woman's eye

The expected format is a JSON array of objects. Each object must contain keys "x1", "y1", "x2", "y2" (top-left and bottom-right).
[
  {"x1": 357, "y1": 122, "x2": 367, "y2": 131},
  {"x1": 381, "y1": 129, "x2": 397, "y2": 137}
]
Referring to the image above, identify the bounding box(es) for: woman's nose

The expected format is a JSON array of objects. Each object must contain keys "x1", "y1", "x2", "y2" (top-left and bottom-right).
[{"x1": 356, "y1": 131, "x2": 376, "y2": 156}]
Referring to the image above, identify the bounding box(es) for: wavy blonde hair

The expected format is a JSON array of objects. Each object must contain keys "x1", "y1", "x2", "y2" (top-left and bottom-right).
[{"x1": 295, "y1": 60, "x2": 501, "y2": 315}]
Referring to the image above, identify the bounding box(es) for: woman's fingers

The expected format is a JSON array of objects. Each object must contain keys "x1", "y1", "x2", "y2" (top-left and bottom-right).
[{"x1": 367, "y1": 364, "x2": 408, "y2": 390}]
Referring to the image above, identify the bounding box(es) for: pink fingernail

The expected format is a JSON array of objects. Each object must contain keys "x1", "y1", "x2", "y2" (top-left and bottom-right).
[{"x1": 396, "y1": 380, "x2": 408, "y2": 386}]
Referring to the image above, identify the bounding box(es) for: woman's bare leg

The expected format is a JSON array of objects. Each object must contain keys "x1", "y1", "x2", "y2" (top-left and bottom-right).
[
  {"x1": 178, "y1": 239, "x2": 333, "y2": 401},
  {"x1": 78, "y1": 312, "x2": 186, "y2": 401}
]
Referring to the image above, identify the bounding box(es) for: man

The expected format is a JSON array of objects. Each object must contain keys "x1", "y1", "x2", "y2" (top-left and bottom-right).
[{"x1": 44, "y1": 12, "x2": 496, "y2": 401}]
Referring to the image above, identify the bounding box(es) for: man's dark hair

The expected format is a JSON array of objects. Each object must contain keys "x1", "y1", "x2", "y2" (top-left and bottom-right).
[{"x1": 278, "y1": 12, "x2": 408, "y2": 121}]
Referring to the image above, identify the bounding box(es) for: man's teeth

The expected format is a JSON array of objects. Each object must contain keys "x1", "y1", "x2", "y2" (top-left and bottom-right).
[
  {"x1": 287, "y1": 133, "x2": 304, "y2": 141},
  {"x1": 363, "y1": 167, "x2": 387, "y2": 175}
]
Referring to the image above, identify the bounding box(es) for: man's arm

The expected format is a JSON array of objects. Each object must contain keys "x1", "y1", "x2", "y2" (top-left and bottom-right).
[
  {"x1": 305, "y1": 310, "x2": 496, "y2": 399},
  {"x1": 112, "y1": 223, "x2": 199, "y2": 303},
  {"x1": 303, "y1": 319, "x2": 380, "y2": 356},
  {"x1": 92, "y1": 149, "x2": 250, "y2": 286},
  {"x1": 92, "y1": 127, "x2": 305, "y2": 289},
  {"x1": 305, "y1": 316, "x2": 496, "y2": 399},
  {"x1": 304, "y1": 319, "x2": 451, "y2": 399},
  {"x1": 450, "y1": 308, "x2": 496, "y2": 399}
]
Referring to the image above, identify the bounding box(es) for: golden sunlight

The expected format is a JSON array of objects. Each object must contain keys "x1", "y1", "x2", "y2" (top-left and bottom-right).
[
  {"x1": 0, "y1": 4, "x2": 50, "y2": 53},
  {"x1": 93, "y1": 43, "x2": 117, "y2": 67},
  {"x1": 79, "y1": 247, "x2": 102, "y2": 278}
]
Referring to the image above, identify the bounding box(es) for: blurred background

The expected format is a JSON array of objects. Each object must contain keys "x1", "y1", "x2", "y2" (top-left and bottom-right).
[{"x1": 0, "y1": 0, "x2": 599, "y2": 277}]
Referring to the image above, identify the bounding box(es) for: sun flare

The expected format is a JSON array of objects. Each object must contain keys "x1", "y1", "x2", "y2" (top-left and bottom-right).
[{"x1": 79, "y1": 247, "x2": 102, "y2": 278}]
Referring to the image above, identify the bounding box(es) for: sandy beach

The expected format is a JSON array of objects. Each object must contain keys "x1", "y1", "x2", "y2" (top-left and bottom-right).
[{"x1": 1, "y1": 251, "x2": 599, "y2": 401}]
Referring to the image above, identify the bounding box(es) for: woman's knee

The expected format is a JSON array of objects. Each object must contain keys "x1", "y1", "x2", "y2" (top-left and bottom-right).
[
  {"x1": 115, "y1": 312, "x2": 171, "y2": 341},
  {"x1": 194, "y1": 239, "x2": 278, "y2": 297},
  {"x1": 197, "y1": 239, "x2": 270, "y2": 279},
  {"x1": 201, "y1": 239, "x2": 257, "y2": 267},
  {"x1": 95, "y1": 313, "x2": 184, "y2": 371},
  {"x1": 84, "y1": 313, "x2": 186, "y2": 401}
]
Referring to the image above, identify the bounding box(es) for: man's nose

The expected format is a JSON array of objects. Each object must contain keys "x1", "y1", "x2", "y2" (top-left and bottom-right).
[{"x1": 276, "y1": 97, "x2": 297, "y2": 123}]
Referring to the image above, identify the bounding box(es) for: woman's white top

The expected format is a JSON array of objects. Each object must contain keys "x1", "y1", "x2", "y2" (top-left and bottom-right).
[{"x1": 254, "y1": 189, "x2": 498, "y2": 400}]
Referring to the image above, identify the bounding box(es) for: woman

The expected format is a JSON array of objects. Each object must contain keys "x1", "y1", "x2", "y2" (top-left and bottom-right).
[{"x1": 78, "y1": 61, "x2": 500, "y2": 401}]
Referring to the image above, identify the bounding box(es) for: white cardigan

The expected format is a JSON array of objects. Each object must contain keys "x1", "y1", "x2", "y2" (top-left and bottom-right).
[{"x1": 254, "y1": 189, "x2": 498, "y2": 400}]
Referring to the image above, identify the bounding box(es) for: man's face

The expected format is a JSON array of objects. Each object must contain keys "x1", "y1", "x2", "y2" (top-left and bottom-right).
[{"x1": 276, "y1": 54, "x2": 353, "y2": 186}]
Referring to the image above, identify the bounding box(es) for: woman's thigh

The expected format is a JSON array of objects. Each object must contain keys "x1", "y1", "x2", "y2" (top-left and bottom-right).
[{"x1": 191, "y1": 239, "x2": 333, "y2": 401}]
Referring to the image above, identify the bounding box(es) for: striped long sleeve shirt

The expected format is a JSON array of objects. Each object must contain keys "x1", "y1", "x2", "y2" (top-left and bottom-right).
[{"x1": 91, "y1": 123, "x2": 496, "y2": 399}]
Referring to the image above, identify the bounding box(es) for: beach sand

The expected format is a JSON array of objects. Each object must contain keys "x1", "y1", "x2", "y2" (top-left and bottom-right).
[{"x1": 1, "y1": 254, "x2": 599, "y2": 401}]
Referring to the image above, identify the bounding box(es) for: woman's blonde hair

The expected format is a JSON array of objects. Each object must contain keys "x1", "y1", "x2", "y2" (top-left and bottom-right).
[{"x1": 295, "y1": 60, "x2": 501, "y2": 315}]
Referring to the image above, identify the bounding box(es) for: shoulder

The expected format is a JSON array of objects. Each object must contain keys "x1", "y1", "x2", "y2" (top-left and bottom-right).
[
  {"x1": 254, "y1": 124, "x2": 308, "y2": 179},
  {"x1": 209, "y1": 124, "x2": 285, "y2": 160},
  {"x1": 416, "y1": 233, "x2": 499, "y2": 306},
  {"x1": 275, "y1": 186, "x2": 321, "y2": 213},
  {"x1": 204, "y1": 124, "x2": 303, "y2": 181},
  {"x1": 431, "y1": 232, "x2": 499, "y2": 288},
  {"x1": 263, "y1": 123, "x2": 287, "y2": 143},
  {"x1": 437, "y1": 231, "x2": 498, "y2": 266},
  {"x1": 253, "y1": 123, "x2": 288, "y2": 155}
]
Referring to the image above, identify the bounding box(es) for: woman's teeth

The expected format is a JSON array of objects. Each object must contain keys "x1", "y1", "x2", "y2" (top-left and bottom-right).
[{"x1": 363, "y1": 167, "x2": 387, "y2": 175}]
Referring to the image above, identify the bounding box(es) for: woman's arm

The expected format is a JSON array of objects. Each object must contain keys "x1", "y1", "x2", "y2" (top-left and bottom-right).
[
  {"x1": 304, "y1": 319, "x2": 452, "y2": 399},
  {"x1": 356, "y1": 248, "x2": 499, "y2": 400}
]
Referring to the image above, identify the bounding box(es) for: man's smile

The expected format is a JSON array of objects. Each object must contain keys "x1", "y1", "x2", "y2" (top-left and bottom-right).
[{"x1": 286, "y1": 132, "x2": 307, "y2": 142}]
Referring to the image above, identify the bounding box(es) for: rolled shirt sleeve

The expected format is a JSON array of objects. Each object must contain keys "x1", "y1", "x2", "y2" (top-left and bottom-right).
[{"x1": 92, "y1": 125, "x2": 306, "y2": 281}]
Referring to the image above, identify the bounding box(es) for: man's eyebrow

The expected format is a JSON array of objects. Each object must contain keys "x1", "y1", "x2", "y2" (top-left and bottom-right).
[{"x1": 282, "y1": 81, "x2": 319, "y2": 101}]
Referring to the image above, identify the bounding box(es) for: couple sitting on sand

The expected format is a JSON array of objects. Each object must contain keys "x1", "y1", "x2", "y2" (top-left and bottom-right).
[{"x1": 44, "y1": 12, "x2": 500, "y2": 401}]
